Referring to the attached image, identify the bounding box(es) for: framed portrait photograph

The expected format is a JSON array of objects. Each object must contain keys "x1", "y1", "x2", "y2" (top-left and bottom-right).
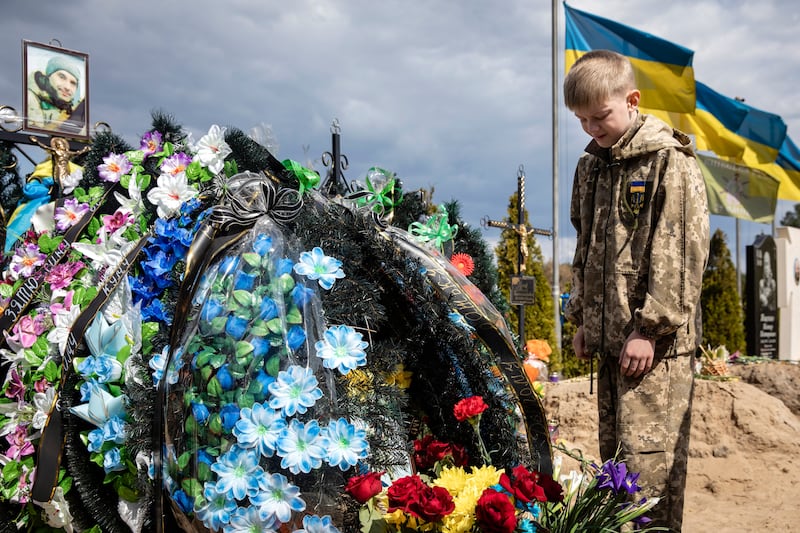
[{"x1": 22, "y1": 40, "x2": 89, "y2": 139}]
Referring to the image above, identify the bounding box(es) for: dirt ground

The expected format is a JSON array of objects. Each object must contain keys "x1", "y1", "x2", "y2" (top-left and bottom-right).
[{"x1": 541, "y1": 359, "x2": 800, "y2": 532}]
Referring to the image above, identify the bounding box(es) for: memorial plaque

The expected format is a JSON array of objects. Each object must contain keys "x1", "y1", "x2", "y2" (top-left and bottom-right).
[
  {"x1": 510, "y1": 275, "x2": 536, "y2": 305},
  {"x1": 746, "y1": 234, "x2": 779, "y2": 358}
]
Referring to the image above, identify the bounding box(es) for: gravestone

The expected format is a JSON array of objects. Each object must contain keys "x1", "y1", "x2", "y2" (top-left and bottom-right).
[{"x1": 746, "y1": 234, "x2": 779, "y2": 358}]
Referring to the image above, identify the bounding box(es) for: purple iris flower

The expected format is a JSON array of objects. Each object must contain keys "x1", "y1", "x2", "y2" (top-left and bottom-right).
[{"x1": 596, "y1": 459, "x2": 641, "y2": 495}]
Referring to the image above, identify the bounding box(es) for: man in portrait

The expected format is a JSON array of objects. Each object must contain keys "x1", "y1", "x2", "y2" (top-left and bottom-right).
[{"x1": 25, "y1": 47, "x2": 87, "y2": 136}]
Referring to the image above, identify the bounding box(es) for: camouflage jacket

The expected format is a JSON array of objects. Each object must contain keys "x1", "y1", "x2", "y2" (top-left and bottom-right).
[{"x1": 564, "y1": 113, "x2": 710, "y2": 358}]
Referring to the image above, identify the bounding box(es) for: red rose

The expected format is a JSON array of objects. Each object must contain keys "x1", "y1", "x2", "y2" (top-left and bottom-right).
[
  {"x1": 414, "y1": 436, "x2": 470, "y2": 471},
  {"x1": 453, "y1": 395, "x2": 489, "y2": 422},
  {"x1": 500, "y1": 466, "x2": 565, "y2": 504},
  {"x1": 345, "y1": 471, "x2": 384, "y2": 504},
  {"x1": 474, "y1": 488, "x2": 517, "y2": 533},
  {"x1": 407, "y1": 485, "x2": 455, "y2": 523},
  {"x1": 387, "y1": 475, "x2": 426, "y2": 512}
]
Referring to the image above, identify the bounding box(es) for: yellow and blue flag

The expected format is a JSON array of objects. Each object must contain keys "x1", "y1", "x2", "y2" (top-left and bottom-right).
[{"x1": 564, "y1": 3, "x2": 696, "y2": 113}]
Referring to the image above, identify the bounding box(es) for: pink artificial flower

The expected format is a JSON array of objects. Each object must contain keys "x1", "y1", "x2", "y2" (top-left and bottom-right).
[
  {"x1": 15, "y1": 466, "x2": 32, "y2": 504},
  {"x1": 160, "y1": 152, "x2": 192, "y2": 177},
  {"x1": 45, "y1": 261, "x2": 85, "y2": 290},
  {"x1": 34, "y1": 378, "x2": 50, "y2": 393},
  {"x1": 49, "y1": 290, "x2": 75, "y2": 317},
  {"x1": 9, "y1": 315, "x2": 46, "y2": 349},
  {"x1": 5, "y1": 424, "x2": 34, "y2": 460},
  {"x1": 9, "y1": 243, "x2": 46, "y2": 279},
  {"x1": 98, "y1": 153, "x2": 132, "y2": 183},
  {"x1": 101, "y1": 210, "x2": 133, "y2": 234},
  {"x1": 140, "y1": 130, "x2": 163, "y2": 156},
  {"x1": 4, "y1": 368, "x2": 25, "y2": 401},
  {"x1": 53, "y1": 198, "x2": 90, "y2": 231}
]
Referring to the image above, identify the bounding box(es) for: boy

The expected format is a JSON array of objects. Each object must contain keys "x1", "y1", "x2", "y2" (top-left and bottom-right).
[{"x1": 563, "y1": 50, "x2": 709, "y2": 531}]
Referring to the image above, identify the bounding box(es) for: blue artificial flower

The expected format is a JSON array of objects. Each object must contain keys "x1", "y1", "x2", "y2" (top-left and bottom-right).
[
  {"x1": 218, "y1": 256, "x2": 241, "y2": 277},
  {"x1": 253, "y1": 234, "x2": 273, "y2": 257},
  {"x1": 258, "y1": 296, "x2": 279, "y2": 321},
  {"x1": 225, "y1": 315, "x2": 249, "y2": 341},
  {"x1": 79, "y1": 378, "x2": 106, "y2": 402},
  {"x1": 224, "y1": 504, "x2": 279, "y2": 533},
  {"x1": 234, "y1": 271, "x2": 257, "y2": 291},
  {"x1": 77, "y1": 354, "x2": 123, "y2": 383},
  {"x1": 274, "y1": 257, "x2": 294, "y2": 276},
  {"x1": 87, "y1": 427, "x2": 105, "y2": 453},
  {"x1": 192, "y1": 402, "x2": 211, "y2": 425},
  {"x1": 249, "y1": 472, "x2": 305, "y2": 524},
  {"x1": 251, "y1": 337, "x2": 271, "y2": 359},
  {"x1": 149, "y1": 345, "x2": 183, "y2": 388},
  {"x1": 286, "y1": 325, "x2": 306, "y2": 352},
  {"x1": 216, "y1": 364, "x2": 235, "y2": 391},
  {"x1": 129, "y1": 275, "x2": 158, "y2": 303},
  {"x1": 85, "y1": 314, "x2": 128, "y2": 359},
  {"x1": 293, "y1": 247, "x2": 345, "y2": 290},
  {"x1": 253, "y1": 369, "x2": 275, "y2": 399},
  {"x1": 197, "y1": 448, "x2": 215, "y2": 466},
  {"x1": 201, "y1": 298, "x2": 227, "y2": 322},
  {"x1": 290, "y1": 284, "x2": 315, "y2": 308},
  {"x1": 314, "y1": 325, "x2": 369, "y2": 375},
  {"x1": 143, "y1": 249, "x2": 178, "y2": 286},
  {"x1": 196, "y1": 481, "x2": 238, "y2": 532},
  {"x1": 102, "y1": 415, "x2": 127, "y2": 445},
  {"x1": 276, "y1": 419, "x2": 326, "y2": 475},
  {"x1": 142, "y1": 298, "x2": 171, "y2": 324},
  {"x1": 173, "y1": 488, "x2": 194, "y2": 514},
  {"x1": 103, "y1": 447, "x2": 126, "y2": 473},
  {"x1": 233, "y1": 402, "x2": 287, "y2": 458},
  {"x1": 322, "y1": 418, "x2": 369, "y2": 471},
  {"x1": 268, "y1": 365, "x2": 323, "y2": 417},
  {"x1": 220, "y1": 403, "x2": 241, "y2": 432},
  {"x1": 210, "y1": 445, "x2": 266, "y2": 501},
  {"x1": 296, "y1": 514, "x2": 342, "y2": 533}
]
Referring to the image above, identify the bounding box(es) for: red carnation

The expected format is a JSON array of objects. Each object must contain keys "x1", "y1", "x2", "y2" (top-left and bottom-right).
[
  {"x1": 453, "y1": 395, "x2": 488, "y2": 422},
  {"x1": 406, "y1": 485, "x2": 455, "y2": 523},
  {"x1": 345, "y1": 471, "x2": 384, "y2": 504},
  {"x1": 474, "y1": 488, "x2": 517, "y2": 533},
  {"x1": 450, "y1": 252, "x2": 475, "y2": 276},
  {"x1": 500, "y1": 465, "x2": 565, "y2": 504},
  {"x1": 414, "y1": 435, "x2": 469, "y2": 471}
]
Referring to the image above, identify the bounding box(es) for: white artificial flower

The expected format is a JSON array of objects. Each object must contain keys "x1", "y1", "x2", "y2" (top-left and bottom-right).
[
  {"x1": 40, "y1": 486, "x2": 74, "y2": 532},
  {"x1": 146, "y1": 173, "x2": 197, "y2": 219},
  {"x1": 61, "y1": 168, "x2": 83, "y2": 195},
  {"x1": 31, "y1": 387, "x2": 57, "y2": 430},
  {"x1": 193, "y1": 124, "x2": 232, "y2": 174}
]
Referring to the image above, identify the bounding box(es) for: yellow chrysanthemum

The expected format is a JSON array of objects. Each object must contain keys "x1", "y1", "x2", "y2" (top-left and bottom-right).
[
  {"x1": 385, "y1": 364, "x2": 413, "y2": 389},
  {"x1": 432, "y1": 465, "x2": 469, "y2": 496},
  {"x1": 343, "y1": 368, "x2": 373, "y2": 399},
  {"x1": 464, "y1": 464, "x2": 502, "y2": 490}
]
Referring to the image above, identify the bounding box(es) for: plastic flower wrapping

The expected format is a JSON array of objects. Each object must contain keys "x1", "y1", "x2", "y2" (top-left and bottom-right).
[{"x1": 0, "y1": 114, "x2": 563, "y2": 532}]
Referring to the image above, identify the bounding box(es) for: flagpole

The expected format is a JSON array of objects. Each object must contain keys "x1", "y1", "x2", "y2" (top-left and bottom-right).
[{"x1": 552, "y1": 0, "x2": 561, "y2": 351}]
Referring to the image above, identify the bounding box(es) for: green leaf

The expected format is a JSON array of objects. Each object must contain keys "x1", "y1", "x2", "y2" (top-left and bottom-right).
[
  {"x1": 249, "y1": 321, "x2": 269, "y2": 337},
  {"x1": 207, "y1": 377, "x2": 223, "y2": 398},
  {"x1": 276, "y1": 273, "x2": 296, "y2": 294},
  {"x1": 0, "y1": 283, "x2": 12, "y2": 298},
  {"x1": 209, "y1": 350, "x2": 227, "y2": 369},
  {"x1": 241, "y1": 252, "x2": 261, "y2": 268},
  {"x1": 37, "y1": 233, "x2": 63, "y2": 254},
  {"x1": 266, "y1": 355, "x2": 281, "y2": 377},
  {"x1": 232, "y1": 289, "x2": 256, "y2": 309},
  {"x1": 286, "y1": 305, "x2": 302, "y2": 325},
  {"x1": 224, "y1": 159, "x2": 239, "y2": 178},
  {"x1": 124, "y1": 150, "x2": 145, "y2": 165},
  {"x1": 182, "y1": 477, "x2": 204, "y2": 499},
  {"x1": 235, "y1": 341, "x2": 254, "y2": 360},
  {"x1": 177, "y1": 451, "x2": 192, "y2": 470},
  {"x1": 116, "y1": 344, "x2": 132, "y2": 364},
  {"x1": 137, "y1": 172, "x2": 152, "y2": 190},
  {"x1": 43, "y1": 360, "x2": 60, "y2": 383},
  {"x1": 266, "y1": 318, "x2": 284, "y2": 334},
  {"x1": 210, "y1": 316, "x2": 227, "y2": 335}
]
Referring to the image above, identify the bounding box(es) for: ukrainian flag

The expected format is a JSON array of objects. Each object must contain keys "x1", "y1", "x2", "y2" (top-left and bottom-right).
[
  {"x1": 648, "y1": 82, "x2": 787, "y2": 165},
  {"x1": 750, "y1": 135, "x2": 800, "y2": 201},
  {"x1": 564, "y1": 3, "x2": 696, "y2": 113}
]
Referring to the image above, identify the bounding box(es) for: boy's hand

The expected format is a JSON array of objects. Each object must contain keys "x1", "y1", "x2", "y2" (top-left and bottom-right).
[
  {"x1": 573, "y1": 325, "x2": 591, "y2": 360},
  {"x1": 619, "y1": 331, "x2": 655, "y2": 377}
]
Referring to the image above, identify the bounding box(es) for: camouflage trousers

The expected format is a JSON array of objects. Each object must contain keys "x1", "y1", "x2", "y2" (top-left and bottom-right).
[{"x1": 597, "y1": 352, "x2": 694, "y2": 532}]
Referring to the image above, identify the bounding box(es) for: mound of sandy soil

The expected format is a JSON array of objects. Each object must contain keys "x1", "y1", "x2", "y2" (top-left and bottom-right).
[{"x1": 541, "y1": 360, "x2": 800, "y2": 532}]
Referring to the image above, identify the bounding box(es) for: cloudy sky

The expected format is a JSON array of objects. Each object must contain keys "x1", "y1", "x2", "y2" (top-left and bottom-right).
[{"x1": 2, "y1": 0, "x2": 798, "y2": 268}]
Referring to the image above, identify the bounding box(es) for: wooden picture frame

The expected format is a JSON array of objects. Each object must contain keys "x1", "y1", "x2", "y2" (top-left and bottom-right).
[{"x1": 22, "y1": 40, "x2": 89, "y2": 139}]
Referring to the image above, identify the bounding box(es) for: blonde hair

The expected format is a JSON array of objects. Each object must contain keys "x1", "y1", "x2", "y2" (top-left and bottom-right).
[{"x1": 564, "y1": 50, "x2": 637, "y2": 110}]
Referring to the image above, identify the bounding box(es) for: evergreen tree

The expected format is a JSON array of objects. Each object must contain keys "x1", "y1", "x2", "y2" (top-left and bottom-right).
[
  {"x1": 780, "y1": 203, "x2": 800, "y2": 227},
  {"x1": 494, "y1": 191, "x2": 558, "y2": 362},
  {"x1": 701, "y1": 229, "x2": 746, "y2": 353}
]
